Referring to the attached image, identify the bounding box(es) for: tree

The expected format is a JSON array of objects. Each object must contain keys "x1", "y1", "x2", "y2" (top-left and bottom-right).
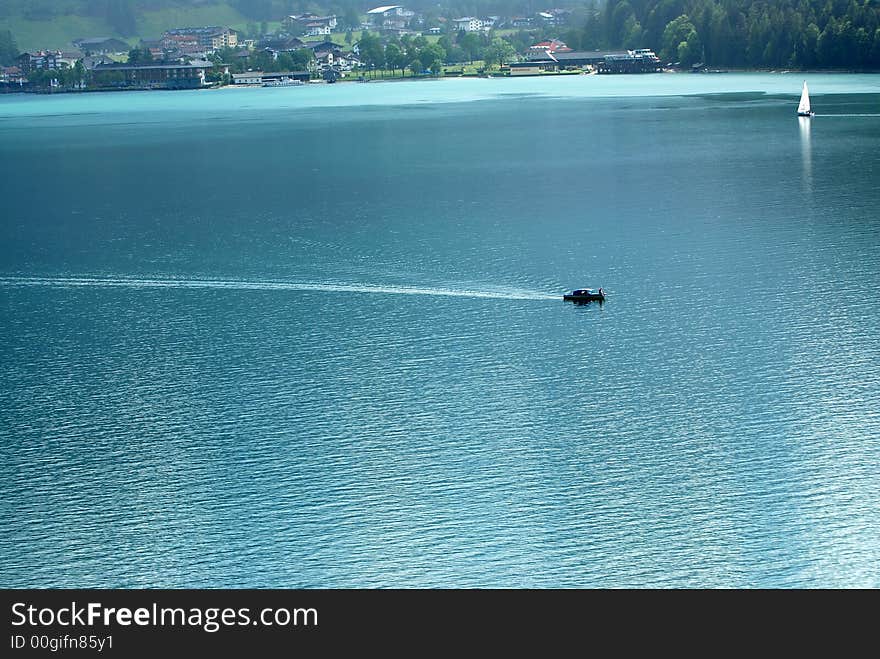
[
  {"x1": 342, "y1": 8, "x2": 360, "y2": 30},
  {"x1": 127, "y1": 47, "x2": 153, "y2": 65},
  {"x1": 106, "y1": 0, "x2": 137, "y2": 37},
  {"x1": 419, "y1": 43, "x2": 446, "y2": 72},
  {"x1": 458, "y1": 31, "x2": 482, "y2": 63},
  {"x1": 609, "y1": 1, "x2": 637, "y2": 46},
  {"x1": 580, "y1": 0, "x2": 880, "y2": 69},
  {"x1": 871, "y1": 27, "x2": 880, "y2": 68},
  {"x1": 677, "y1": 29, "x2": 703, "y2": 65},
  {"x1": 661, "y1": 14, "x2": 697, "y2": 63},
  {"x1": 484, "y1": 37, "x2": 515, "y2": 69},
  {"x1": 289, "y1": 49, "x2": 314, "y2": 72},
  {"x1": 854, "y1": 26, "x2": 871, "y2": 67},
  {"x1": 408, "y1": 58, "x2": 422, "y2": 76},
  {"x1": 622, "y1": 17, "x2": 645, "y2": 49},
  {"x1": 276, "y1": 52, "x2": 295, "y2": 72},
  {"x1": 72, "y1": 60, "x2": 86, "y2": 89},
  {"x1": 0, "y1": 29, "x2": 18, "y2": 66},
  {"x1": 357, "y1": 32, "x2": 384, "y2": 74},
  {"x1": 799, "y1": 22, "x2": 821, "y2": 68},
  {"x1": 385, "y1": 42, "x2": 402, "y2": 76}
]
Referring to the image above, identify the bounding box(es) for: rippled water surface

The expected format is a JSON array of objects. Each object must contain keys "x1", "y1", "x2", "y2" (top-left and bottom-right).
[{"x1": 1, "y1": 75, "x2": 879, "y2": 587}]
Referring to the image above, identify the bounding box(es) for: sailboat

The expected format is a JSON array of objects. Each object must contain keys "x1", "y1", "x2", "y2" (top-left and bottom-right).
[{"x1": 797, "y1": 81, "x2": 814, "y2": 117}]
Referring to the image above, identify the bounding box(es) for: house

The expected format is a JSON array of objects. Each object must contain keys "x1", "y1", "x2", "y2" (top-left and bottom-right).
[
  {"x1": 523, "y1": 49, "x2": 654, "y2": 73},
  {"x1": 231, "y1": 70, "x2": 310, "y2": 85},
  {"x1": 57, "y1": 51, "x2": 84, "y2": 68},
  {"x1": 545, "y1": 9, "x2": 573, "y2": 25},
  {"x1": 92, "y1": 61, "x2": 212, "y2": 88},
  {"x1": 309, "y1": 41, "x2": 339, "y2": 56},
  {"x1": 597, "y1": 50, "x2": 662, "y2": 74},
  {"x1": 232, "y1": 71, "x2": 263, "y2": 85},
  {"x1": 366, "y1": 6, "x2": 414, "y2": 31},
  {"x1": 71, "y1": 37, "x2": 130, "y2": 54},
  {"x1": 314, "y1": 51, "x2": 335, "y2": 69},
  {"x1": 453, "y1": 17, "x2": 482, "y2": 32},
  {"x1": 527, "y1": 40, "x2": 571, "y2": 56},
  {"x1": 509, "y1": 61, "x2": 557, "y2": 75},
  {"x1": 0, "y1": 66, "x2": 26, "y2": 90},
  {"x1": 81, "y1": 55, "x2": 115, "y2": 70},
  {"x1": 0, "y1": 65, "x2": 24, "y2": 83},
  {"x1": 162, "y1": 27, "x2": 237, "y2": 52},
  {"x1": 335, "y1": 53, "x2": 361, "y2": 70},
  {"x1": 18, "y1": 51, "x2": 61, "y2": 74},
  {"x1": 161, "y1": 33, "x2": 203, "y2": 55},
  {"x1": 257, "y1": 36, "x2": 307, "y2": 56},
  {"x1": 284, "y1": 14, "x2": 337, "y2": 34},
  {"x1": 261, "y1": 71, "x2": 310, "y2": 84},
  {"x1": 304, "y1": 22, "x2": 332, "y2": 37}
]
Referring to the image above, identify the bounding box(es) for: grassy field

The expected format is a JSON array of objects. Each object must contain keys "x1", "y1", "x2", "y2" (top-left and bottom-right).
[{"x1": 0, "y1": 15, "x2": 120, "y2": 52}]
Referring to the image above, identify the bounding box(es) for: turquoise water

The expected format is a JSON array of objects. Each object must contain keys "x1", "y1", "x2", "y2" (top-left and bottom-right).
[{"x1": 1, "y1": 74, "x2": 879, "y2": 587}]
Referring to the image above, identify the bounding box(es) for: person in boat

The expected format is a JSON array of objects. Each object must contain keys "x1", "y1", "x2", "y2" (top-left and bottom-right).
[{"x1": 598, "y1": 288, "x2": 604, "y2": 296}]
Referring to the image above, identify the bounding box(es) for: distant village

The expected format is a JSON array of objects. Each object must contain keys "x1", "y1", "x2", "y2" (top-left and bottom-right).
[{"x1": 0, "y1": 6, "x2": 662, "y2": 93}]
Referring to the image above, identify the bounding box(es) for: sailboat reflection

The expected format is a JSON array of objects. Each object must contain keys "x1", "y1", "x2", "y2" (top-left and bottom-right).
[{"x1": 799, "y1": 115, "x2": 812, "y2": 192}]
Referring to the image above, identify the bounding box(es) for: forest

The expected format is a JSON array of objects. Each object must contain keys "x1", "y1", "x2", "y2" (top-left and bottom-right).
[{"x1": 573, "y1": 0, "x2": 880, "y2": 68}]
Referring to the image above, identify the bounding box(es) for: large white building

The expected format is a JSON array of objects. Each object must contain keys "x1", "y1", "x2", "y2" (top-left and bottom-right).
[
  {"x1": 163, "y1": 27, "x2": 237, "y2": 51},
  {"x1": 366, "y1": 6, "x2": 414, "y2": 30},
  {"x1": 284, "y1": 14, "x2": 337, "y2": 34},
  {"x1": 453, "y1": 17, "x2": 483, "y2": 32}
]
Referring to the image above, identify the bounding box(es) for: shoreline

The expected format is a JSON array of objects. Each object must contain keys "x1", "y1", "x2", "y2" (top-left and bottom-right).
[{"x1": 3, "y1": 67, "x2": 879, "y2": 97}]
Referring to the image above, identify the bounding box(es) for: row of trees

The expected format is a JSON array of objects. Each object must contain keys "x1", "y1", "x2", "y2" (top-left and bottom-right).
[
  {"x1": 19, "y1": 62, "x2": 88, "y2": 89},
  {"x1": 563, "y1": 0, "x2": 880, "y2": 69},
  {"x1": 357, "y1": 29, "x2": 516, "y2": 76},
  {"x1": 211, "y1": 45, "x2": 313, "y2": 73}
]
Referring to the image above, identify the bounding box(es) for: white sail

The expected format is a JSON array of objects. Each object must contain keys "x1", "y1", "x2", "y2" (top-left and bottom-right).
[{"x1": 797, "y1": 81, "x2": 812, "y2": 115}]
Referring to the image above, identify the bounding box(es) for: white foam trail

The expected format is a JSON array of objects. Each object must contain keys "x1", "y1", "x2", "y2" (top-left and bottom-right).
[
  {"x1": 814, "y1": 113, "x2": 880, "y2": 117},
  {"x1": 0, "y1": 275, "x2": 558, "y2": 301}
]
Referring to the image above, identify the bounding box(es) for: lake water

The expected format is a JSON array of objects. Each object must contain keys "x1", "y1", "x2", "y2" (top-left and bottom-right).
[{"x1": 1, "y1": 74, "x2": 879, "y2": 588}]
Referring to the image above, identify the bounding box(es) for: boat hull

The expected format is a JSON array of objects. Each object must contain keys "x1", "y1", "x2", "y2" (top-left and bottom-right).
[{"x1": 563, "y1": 294, "x2": 605, "y2": 303}]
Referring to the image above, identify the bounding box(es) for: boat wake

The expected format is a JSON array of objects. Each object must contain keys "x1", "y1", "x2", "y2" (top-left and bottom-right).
[
  {"x1": 814, "y1": 113, "x2": 880, "y2": 117},
  {"x1": 0, "y1": 276, "x2": 558, "y2": 301}
]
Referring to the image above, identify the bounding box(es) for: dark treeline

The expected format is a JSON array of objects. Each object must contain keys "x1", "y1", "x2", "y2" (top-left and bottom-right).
[
  {"x1": 0, "y1": 28, "x2": 18, "y2": 64},
  {"x1": 563, "y1": 0, "x2": 880, "y2": 69}
]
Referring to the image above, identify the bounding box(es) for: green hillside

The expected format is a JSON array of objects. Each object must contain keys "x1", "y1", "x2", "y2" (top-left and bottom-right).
[
  {"x1": 0, "y1": 1, "x2": 255, "y2": 52},
  {"x1": 0, "y1": 14, "x2": 116, "y2": 52},
  {"x1": 138, "y1": 5, "x2": 254, "y2": 42}
]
